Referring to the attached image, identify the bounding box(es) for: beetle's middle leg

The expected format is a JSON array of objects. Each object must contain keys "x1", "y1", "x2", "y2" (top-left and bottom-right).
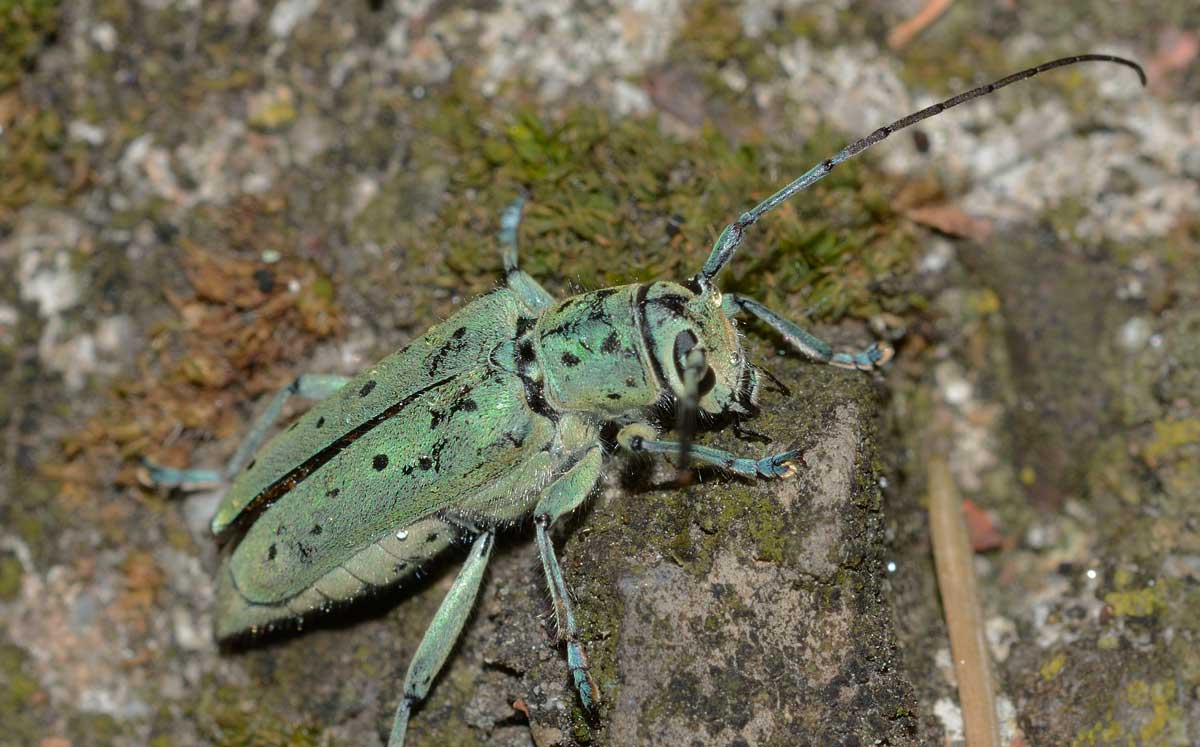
[
  {"x1": 722, "y1": 292, "x2": 892, "y2": 371},
  {"x1": 533, "y1": 446, "x2": 605, "y2": 711},
  {"x1": 618, "y1": 423, "x2": 801, "y2": 479},
  {"x1": 389, "y1": 530, "x2": 495, "y2": 747},
  {"x1": 499, "y1": 196, "x2": 556, "y2": 311},
  {"x1": 145, "y1": 373, "x2": 349, "y2": 486}
]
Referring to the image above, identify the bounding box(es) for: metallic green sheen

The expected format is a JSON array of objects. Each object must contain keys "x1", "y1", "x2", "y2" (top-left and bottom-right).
[
  {"x1": 228, "y1": 367, "x2": 554, "y2": 606},
  {"x1": 212, "y1": 289, "x2": 523, "y2": 535},
  {"x1": 535, "y1": 285, "x2": 659, "y2": 415}
]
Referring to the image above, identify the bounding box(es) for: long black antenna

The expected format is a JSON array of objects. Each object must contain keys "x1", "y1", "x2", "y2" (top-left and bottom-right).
[{"x1": 694, "y1": 54, "x2": 1146, "y2": 289}]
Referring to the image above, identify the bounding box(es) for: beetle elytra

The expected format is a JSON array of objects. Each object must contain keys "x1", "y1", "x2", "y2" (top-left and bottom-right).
[{"x1": 148, "y1": 53, "x2": 1144, "y2": 745}]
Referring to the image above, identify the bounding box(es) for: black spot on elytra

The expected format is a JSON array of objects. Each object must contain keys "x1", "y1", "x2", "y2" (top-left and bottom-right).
[
  {"x1": 453, "y1": 326, "x2": 466, "y2": 339},
  {"x1": 561, "y1": 351, "x2": 580, "y2": 367},
  {"x1": 316, "y1": 416, "x2": 325, "y2": 428},
  {"x1": 373, "y1": 454, "x2": 389, "y2": 471},
  {"x1": 296, "y1": 542, "x2": 313, "y2": 561},
  {"x1": 418, "y1": 456, "x2": 432, "y2": 470},
  {"x1": 607, "y1": 392, "x2": 621, "y2": 400},
  {"x1": 287, "y1": 420, "x2": 299, "y2": 431},
  {"x1": 625, "y1": 376, "x2": 637, "y2": 388},
  {"x1": 246, "y1": 459, "x2": 255, "y2": 471},
  {"x1": 310, "y1": 524, "x2": 322, "y2": 535},
  {"x1": 426, "y1": 532, "x2": 439, "y2": 543},
  {"x1": 326, "y1": 488, "x2": 340, "y2": 498},
  {"x1": 601, "y1": 331, "x2": 621, "y2": 354},
  {"x1": 394, "y1": 561, "x2": 408, "y2": 572},
  {"x1": 275, "y1": 525, "x2": 286, "y2": 535},
  {"x1": 267, "y1": 544, "x2": 277, "y2": 560},
  {"x1": 359, "y1": 380, "x2": 376, "y2": 397},
  {"x1": 504, "y1": 431, "x2": 525, "y2": 447},
  {"x1": 402, "y1": 465, "x2": 414, "y2": 475}
]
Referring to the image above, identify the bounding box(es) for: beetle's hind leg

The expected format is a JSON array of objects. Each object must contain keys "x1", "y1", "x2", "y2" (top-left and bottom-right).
[
  {"x1": 144, "y1": 373, "x2": 350, "y2": 486},
  {"x1": 722, "y1": 293, "x2": 891, "y2": 371},
  {"x1": 618, "y1": 423, "x2": 802, "y2": 479},
  {"x1": 499, "y1": 197, "x2": 556, "y2": 311},
  {"x1": 390, "y1": 530, "x2": 495, "y2": 747},
  {"x1": 533, "y1": 446, "x2": 605, "y2": 711}
]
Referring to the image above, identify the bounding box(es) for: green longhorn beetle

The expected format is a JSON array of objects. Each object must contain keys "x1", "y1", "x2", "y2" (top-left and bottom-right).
[{"x1": 149, "y1": 54, "x2": 1144, "y2": 745}]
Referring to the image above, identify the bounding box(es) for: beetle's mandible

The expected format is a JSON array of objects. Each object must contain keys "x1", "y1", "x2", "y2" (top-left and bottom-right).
[{"x1": 148, "y1": 53, "x2": 1145, "y2": 745}]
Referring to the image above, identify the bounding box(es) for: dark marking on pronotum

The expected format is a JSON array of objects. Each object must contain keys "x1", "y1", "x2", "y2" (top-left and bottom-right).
[
  {"x1": 515, "y1": 316, "x2": 537, "y2": 336},
  {"x1": 296, "y1": 542, "x2": 313, "y2": 560},
  {"x1": 561, "y1": 351, "x2": 580, "y2": 367},
  {"x1": 601, "y1": 331, "x2": 620, "y2": 354},
  {"x1": 453, "y1": 326, "x2": 466, "y2": 339},
  {"x1": 316, "y1": 416, "x2": 325, "y2": 428},
  {"x1": 418, "y1": 456, "x2": 433, "y2": 471},
  {"x1": 373, "y1": 454, "x2": 389, "y2": 471},
  {"x1": 246, "y1": 459, "x2": 256, "y2": 471},
  {"x1": 394, "y1": 561, "x2": 408, "y2": 573},
  {"x1": 310, "y1": 524, "x2": 322, "y2": 535},
  {"x1": 359, "y1": 380, "x2": 376, "y2": 397},
  {"x1": 326, "y1": 488, "x2": 339, "y2": 498},
  {"x1": 267, "y1": 544, "x2": 277, "y2": 560},
  {"x1": 635, "y1": 284, "x2": 669, "y2": 388},
  {"x1": 402, "y1": 465, "x2": 414, "y2": 475},
  {"x1": 625, "y1": 376, "x2": 637, "y2": 388},
  {"x1": 426, "y1": 532, "x2": 439, "y2": 543}
]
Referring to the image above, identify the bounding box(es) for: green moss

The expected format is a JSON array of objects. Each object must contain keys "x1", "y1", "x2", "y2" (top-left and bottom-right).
[
  {"x1": 1041, "y1": 652, "x2": 1067, "y2": 680},
  {"x1": 359, "y1": 72, "x2": 917, "y2": 329},
  {"x1": 1073, "y1": 679, "x2": 1185, "y2": 747},
  {"x1": 0, "y1": 643, "x2": 41, "y2": 745},
  {"x1": 1142, "y1": 419, "x2": 1200, "y2": 464},
  {"x1": 247, "y1": 86, "x2": 298, "y2": 131},
  {"x1": 1104, "y1": 584, "x2": 1166, "y2": 619},
  {"x1": 0, "y1": 0, "x2": 59, "y2": 90},
  {"x1": 190, "y1": 681, "x2": 327, "y2": 747},
  {"x1": 0, "y1": 554, "x2": 21, "y2": 600}
]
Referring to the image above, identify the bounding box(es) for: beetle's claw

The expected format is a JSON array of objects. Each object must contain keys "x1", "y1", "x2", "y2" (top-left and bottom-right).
[{"x1": 867, "y1": 342, "x2": 894, "y2": 368}]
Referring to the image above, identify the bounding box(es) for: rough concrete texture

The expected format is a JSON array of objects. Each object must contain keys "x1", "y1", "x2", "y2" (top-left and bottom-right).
[{"x1": 2, "y1": 1, "x2": 1198, "y2": 746}]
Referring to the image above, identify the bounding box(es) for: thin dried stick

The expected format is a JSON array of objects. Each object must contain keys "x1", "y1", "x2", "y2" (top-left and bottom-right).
[{"x1": 928, "y1": 452, "x2": 1000, "y2": 747}]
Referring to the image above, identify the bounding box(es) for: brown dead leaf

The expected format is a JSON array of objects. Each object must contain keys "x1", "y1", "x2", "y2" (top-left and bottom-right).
[
  {"x1": 961, "y1": 499, "x2": 1004, "y2": 552},
  {"x1": 906, "y1": 204, "x2": 993, "y2": 242},
  {"x1": 1147, "y1": 30, "x2": 1198, "y2": 92},
  {"x1": 887, "y1": 0, "x2": 954, "y2": 50}
]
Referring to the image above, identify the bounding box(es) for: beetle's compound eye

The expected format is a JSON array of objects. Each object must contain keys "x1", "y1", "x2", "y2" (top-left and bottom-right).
[
  {"x1": 672, "y1": 330, "x2": 698, "y2": 374},
  {"x1": 673, "y1": 330, "x2": 716, "y2": 398}
]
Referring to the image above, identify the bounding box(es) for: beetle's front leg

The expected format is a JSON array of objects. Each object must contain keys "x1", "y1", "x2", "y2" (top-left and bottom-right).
[
  {"x1": 618, "y1": 423, "x2": 801, "y2": 479},
  {"x1": 390, "y1": 530, "x2": 495, "y2": 747},
  {"x1": 533, "y1": 446, "x2": 605, "y2": 711},
  {"x1": 144, "y1": 373, "x2": 350, "y2": 486},
  {"x1": 722, "y1": 293, "x2": 892, "y2": 371}
]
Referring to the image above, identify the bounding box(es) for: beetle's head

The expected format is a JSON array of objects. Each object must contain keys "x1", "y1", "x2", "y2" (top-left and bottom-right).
[{"x1": 641, "y1": 282, "x2": 758, "y2": 417}]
